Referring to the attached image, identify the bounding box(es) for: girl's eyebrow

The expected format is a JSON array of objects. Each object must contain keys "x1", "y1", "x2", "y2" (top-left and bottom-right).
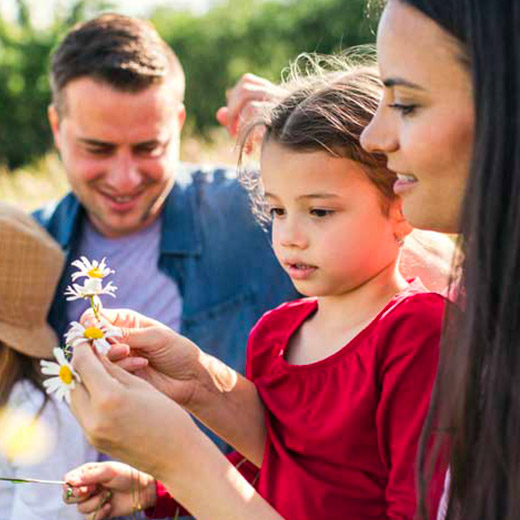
[
  {"x1": 382, "y1": 77, "x2": 425, "y2": 90},
  {"x1": 297, "y1": 193, "x2": 342, "y2": 201},
  {"x1": 264, "y1": 192, "x2": 341, "y2": 200}
]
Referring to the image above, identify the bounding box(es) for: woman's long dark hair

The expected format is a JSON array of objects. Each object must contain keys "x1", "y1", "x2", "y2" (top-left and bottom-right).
[{"x1": 395, "y1": 0, "x2": 520, "y2": 519}]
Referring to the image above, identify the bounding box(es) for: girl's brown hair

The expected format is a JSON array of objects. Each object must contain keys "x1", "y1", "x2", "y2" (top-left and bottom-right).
[
  {"x1": 0, "y1": 342, "x2": 47, "y2": 409},
  {"x1": 239, "y1": 52, "x2": 397, "y2": 221}
]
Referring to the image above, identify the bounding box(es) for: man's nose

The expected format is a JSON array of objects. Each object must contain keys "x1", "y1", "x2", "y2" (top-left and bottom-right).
[{"x1": 105, "y1": 151, "x2": 142, "y2": 192}]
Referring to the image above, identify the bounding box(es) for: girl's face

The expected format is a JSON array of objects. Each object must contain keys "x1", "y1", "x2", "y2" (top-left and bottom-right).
[
  {"x1": 260, "y1": 141, "x2": 408, "y2": 298},
  {"x1": 361, "y1": 0, "x2": 474, "y2": 233}
]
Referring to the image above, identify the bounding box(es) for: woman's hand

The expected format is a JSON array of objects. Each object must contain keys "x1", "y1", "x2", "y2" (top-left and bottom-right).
[
  {"x1": 82, "y1": 308, "x2": 204, "y2": 409},
  {"x1": 70, "y1": 343, "x2": 203, "y2": 479},
  {"x1": 69, "y1": 344, "x2": 283, "y2": 520},
  {"x1": 63, "y1": 462, "x2": 156, "y2": 519},
  {"x1": 82, "y1": 308, "x2": 267, "y2": 466}
]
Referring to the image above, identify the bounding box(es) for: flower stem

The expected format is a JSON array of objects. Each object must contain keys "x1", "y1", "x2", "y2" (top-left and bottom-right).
[{"x1": 90, "y1": 296, "x2": 100, "y2": 321}]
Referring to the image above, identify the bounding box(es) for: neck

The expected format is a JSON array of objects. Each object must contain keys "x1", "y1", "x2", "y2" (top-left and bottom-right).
[{"x1": 316, "y1": 260, "x2": 408, "y2": 333}]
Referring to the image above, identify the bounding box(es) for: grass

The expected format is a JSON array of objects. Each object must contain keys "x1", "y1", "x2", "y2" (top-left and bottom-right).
[{"x1": 1, "y1": 129, "x2": 240, "y2": 211}]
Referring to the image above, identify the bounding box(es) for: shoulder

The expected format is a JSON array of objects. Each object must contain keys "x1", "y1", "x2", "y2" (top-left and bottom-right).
[
  {"x1": 379, "y1": 281, "x2": 446, "y2": 330},
  {"x1": 248, "y1": 298, "x2": 316, "y2": 347},
  {"x1": 372, "y1": 282, "x2": 446, "y2": 364},
  {"x1": 246, "y1": 298, "x2": 315, "y2": 378},
  {"x1": 174, "y1": 163, "x2": 250, "y2": 205},
  {"x1": 7, "y1": 380, "x2": 46, "y2": 412},
  {"x1": 32, "y1": 193, "x2": 81, "y2": 242}
]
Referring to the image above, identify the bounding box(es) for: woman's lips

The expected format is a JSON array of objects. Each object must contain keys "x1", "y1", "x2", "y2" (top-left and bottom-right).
[{"x1": 393, "y1": 173, "x2": 418, "y2": 195}]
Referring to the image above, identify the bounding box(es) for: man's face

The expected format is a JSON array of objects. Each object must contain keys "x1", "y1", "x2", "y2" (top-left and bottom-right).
[{"x1": 49, "y1": 77, "x2": 186, "y2": 238}]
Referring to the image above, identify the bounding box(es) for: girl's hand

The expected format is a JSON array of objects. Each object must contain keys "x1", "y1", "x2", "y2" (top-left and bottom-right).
[{"x1": 63, "y1": 462, "x2": 156, "y2": 519}]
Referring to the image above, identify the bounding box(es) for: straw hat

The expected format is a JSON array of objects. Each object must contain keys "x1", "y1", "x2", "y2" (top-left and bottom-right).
[{"x1": 0, "y1": 203, "x2": 64, "y2": 358}]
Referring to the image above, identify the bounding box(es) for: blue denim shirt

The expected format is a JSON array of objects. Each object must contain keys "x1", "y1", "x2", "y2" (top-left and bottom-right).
[{"x1": 33, "y1": 165, "x2": 298, "y2": 452}]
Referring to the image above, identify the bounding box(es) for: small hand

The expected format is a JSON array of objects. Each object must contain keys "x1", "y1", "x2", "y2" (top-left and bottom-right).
[{"x1": 63, "y1": 461, "x2": 156, "y2": 519}]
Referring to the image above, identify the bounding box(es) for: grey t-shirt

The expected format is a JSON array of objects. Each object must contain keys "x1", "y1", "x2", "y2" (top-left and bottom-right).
[{"x1": 66, "y1": 216, "x2": 182, "y2": 332}]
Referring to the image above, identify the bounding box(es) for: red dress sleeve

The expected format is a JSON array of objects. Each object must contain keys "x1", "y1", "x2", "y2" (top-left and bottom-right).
[{"x1": 375, "y1": 293, "x2": 445, "y2": 519}]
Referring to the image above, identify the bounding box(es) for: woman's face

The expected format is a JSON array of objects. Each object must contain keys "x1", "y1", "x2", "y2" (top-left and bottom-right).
[{"x1": 361, "y1": 0, "x2": 474, "y2": 233}]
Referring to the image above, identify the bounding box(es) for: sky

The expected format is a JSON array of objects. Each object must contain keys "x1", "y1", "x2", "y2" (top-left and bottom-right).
[{"x1": 1, "y1": 0, "x2": 216, "y2": 27}]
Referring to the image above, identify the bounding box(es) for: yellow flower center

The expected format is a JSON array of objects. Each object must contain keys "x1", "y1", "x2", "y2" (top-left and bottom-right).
[
  {"x1": 87, "y1": 267, "x2": 105, "y2": 278},
  {"x1": 59, "y1": 366, "x2": 74, "y2": 385},
  {"x1": 84, "y1": 327, "x2": 104, "y2": 340}
]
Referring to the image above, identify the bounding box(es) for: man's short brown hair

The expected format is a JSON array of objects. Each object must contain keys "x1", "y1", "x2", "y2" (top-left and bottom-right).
[{"x1": 50, "y1": 13, "x2": 185, "y2": 116}]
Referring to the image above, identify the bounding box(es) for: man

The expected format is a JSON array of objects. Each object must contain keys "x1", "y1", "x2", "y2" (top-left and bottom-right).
[{"x1": 34, "y1": 14, "x2": 297, "y2": 432}]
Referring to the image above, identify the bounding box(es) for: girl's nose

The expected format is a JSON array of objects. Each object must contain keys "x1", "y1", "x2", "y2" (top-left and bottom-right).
[{"x1": 276, "y1": 217, "x2": 309, "y2": 249}]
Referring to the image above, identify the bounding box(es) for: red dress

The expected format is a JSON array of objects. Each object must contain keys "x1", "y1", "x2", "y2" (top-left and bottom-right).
[{"x1": 147, "y1": 280, "x2": 445, "y2": 519}]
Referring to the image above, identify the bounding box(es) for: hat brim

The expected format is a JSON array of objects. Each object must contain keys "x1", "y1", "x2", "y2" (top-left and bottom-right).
[{"x1": 0, "y1": 320, "x2": 58, "y2": 359}]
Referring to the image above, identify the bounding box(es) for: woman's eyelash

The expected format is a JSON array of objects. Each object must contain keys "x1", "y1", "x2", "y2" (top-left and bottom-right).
[{"x1": 388, "y1": 103, "x2": 417, "y2": 116}]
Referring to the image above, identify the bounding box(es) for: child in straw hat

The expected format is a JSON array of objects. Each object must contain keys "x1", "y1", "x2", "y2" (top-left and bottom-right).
[{"x1": 0, "y1": 203, "x2": 97, "y2": 520}]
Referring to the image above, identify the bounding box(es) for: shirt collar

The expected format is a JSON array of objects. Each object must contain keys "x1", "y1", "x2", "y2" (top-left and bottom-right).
[{"x1": 160, "y1": 182, "x2": 202, "y2": 256}]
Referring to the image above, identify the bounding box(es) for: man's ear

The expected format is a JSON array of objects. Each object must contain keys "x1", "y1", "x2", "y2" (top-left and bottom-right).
[
  {"x1": 48, "y1": 104, "x2": 62, "y2": 150},
  {"x1": 177, "y1": 103, "x2": 186, "y2": 131}
]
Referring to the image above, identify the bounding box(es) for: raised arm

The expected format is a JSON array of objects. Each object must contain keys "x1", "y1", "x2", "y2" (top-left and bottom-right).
[
  {"x1": 87, "y1": 308, "x2": 266, "y2": 466},
  {"x1": 69, "y1": 344, "x2": 282, "y2": 520}
]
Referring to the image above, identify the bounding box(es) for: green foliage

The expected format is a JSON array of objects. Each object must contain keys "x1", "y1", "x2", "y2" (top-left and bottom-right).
[
  {"x1": 154, "y1": 0, "x2": 377, "y2": 135},
  {"x1": 0, "y1": 0, "x2": 113, "y2": 169},
  {"x1": 0, "y1": 0, "x2": 377, "y2": 169}
]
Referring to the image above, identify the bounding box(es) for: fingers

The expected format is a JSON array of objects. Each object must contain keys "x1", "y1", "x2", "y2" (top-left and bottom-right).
[
  {"x1": 80, "y1": 307, "x2": 163, "y2": 330},
  {"x1": 72, "y1": 344, "x2": 116, "y2": 393},
  {"x1": 218, "y1": 73, "x2": 279, "y2": 137},
  {"x1": 113, "y1": 356, "x2": 149, "y2": 372},
  {"x1": 62, "y1": 483, "x2": 96, "y2": 505},
  {"x1": 65, "y1": 462, "x2": 115, "y2": 488},
  {"x1": 107, "y1": 343, "x2": 130, "y2": 361},
  {"x1": 99, "y1": 355, "x2": 143, "y2": 387},
  {"x1": 118, "y1": 325, "x2": 172, "y2": 352},
  {"x1": 216, "y1": 106, "x2": 230, "y2": 127},
  {"x1": 77, "y1": 492, "x2": 112, "y2": 519}
]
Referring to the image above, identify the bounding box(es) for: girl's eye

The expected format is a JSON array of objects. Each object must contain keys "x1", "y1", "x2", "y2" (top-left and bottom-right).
[
  {"x1": 268, "y1": 207, "x2": 285, "y2": 218},
  {"x1": 388, "y1": 103, "x2": 417, "y2": 116},
  {"x1": 310, "y1": 209, "x2": 334, "y2": 218}
]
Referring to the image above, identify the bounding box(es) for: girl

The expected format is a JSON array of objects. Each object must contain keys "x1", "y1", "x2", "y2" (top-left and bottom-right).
[
  {"x1": 0, "y1": 203, "x2": 97, "y2": 520},
  {"x1": 64, "y1": 60, "x2": 447, "y2": 520}
]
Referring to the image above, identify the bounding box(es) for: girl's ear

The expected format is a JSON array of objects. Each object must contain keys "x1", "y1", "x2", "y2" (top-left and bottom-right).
[{"x1": 390, "y1": 198, "x2": 413, "y2": 240}]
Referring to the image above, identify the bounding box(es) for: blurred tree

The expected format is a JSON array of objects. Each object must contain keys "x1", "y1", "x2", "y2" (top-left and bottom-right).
[
  {"x1": 153, "y1": 0, "x2": 377, "y2": 136},
  {"x1": 0, "y1": 0, "x2": 112, "y2": 169},
  {"x1": 0, "y1": 0, "x2": 377, "y2": 169}
]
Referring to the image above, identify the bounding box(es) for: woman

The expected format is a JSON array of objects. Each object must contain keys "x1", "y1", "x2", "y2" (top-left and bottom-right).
[
  {"x1": 362, "y1": 1, "x2": 519, "y2": 519},
  {"x1": 67, "y1": 1, "x2": 519, "y2": 518}
]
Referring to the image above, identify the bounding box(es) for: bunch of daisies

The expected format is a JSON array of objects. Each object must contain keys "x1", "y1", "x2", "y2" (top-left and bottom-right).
[{"x1": 40, "y1": 257, "x2": 121, "y2": 403}]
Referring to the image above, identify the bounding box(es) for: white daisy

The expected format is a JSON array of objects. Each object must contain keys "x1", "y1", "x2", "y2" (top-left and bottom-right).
[
  {"x1": 64, "y1": 278, "x2": 118, "y2": 301},
  {"x1": 40, "y1": 348, "x2": 81, "y2": 404},
  {"x1": 71, "y1": 256, "x2": 114, "y2": 282},
  {"x1": 64, "y1": 320, "x2": 122, "y2": 356}
]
